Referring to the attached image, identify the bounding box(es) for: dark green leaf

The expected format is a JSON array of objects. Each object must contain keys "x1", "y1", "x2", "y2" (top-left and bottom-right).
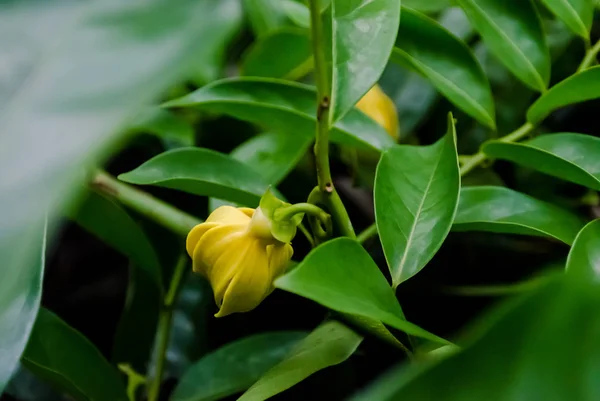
[
  {"x1": 127, "y1": 108, "x2": 194, "y2": 148},
  {"x1": 243, "y1": 0, "x2": 289, "y2": 36},
  {"x1": 22, "y1": 309, "x2": 127, "y2": 401},
  {"x1": 453, "y1": 186, "x2": 584, "y2": 245},
  {"x1": 566, "y1": 219, "x2": 600, "y2": 280},
  {"x1": 280, "y1": 0, "x2": 310, "y2": 28},
  {"x1": 237, "y1": 321, "x2": 362, "y2": 401},
  {"x1": 350, "y1": 275, "x2": 600, "y2": 401},
  {"x1": 276, "y1": 238, "x2": 450, "y2": 344},
  {"x1": 0, "y1": 222, "x2": 46, "y2": 392},
  {"x1": 172, "y1": 332, "x2": 306, "y2": 401},
  {"x1": 375, "y1": 114, "x2": 460, "y2": 287},
  {"x1": 164, "y1": 78, "x2": 394, "y2": 151},
  {"x1": 5, "y1": 363, "x2": 61, "y2": 401},
  {"x1": 392, "y1": 7, "x2": 495, "y2": 128},
  {"x1": 118, "y1": 148, "x2": 270, "y2": 207},
  {"x1": 69, "y1": 191, "x2": 163, "y2": 289},
  {"x1": 0, "y1": 0, "x2": 239, "y2": 390},
  {"x1": 527, "y1": 67, "x2": 600, "y2": 124},
  {"x1": 539, "y1": 0, "x2": 593, "y2": 39},
  {"x1": 328, "y1": 0, "x2": 401, "y2": 122},
  {"x1": 404, "y1": 0, "x2": 450, "y2": 12},
  {"x1": 456, "y1": 0, "x2": 550, "y2": 91},
  {"x1": 483, "y1": 133, "x2": 600, "y2": 190}
]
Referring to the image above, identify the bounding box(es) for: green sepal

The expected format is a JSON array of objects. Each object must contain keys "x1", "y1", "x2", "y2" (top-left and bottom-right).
[{"x1": 259, "y1": 188, "x2": 303, "y2": 243}]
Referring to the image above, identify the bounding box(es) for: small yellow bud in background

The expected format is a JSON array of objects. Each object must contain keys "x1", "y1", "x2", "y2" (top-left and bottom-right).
[
  {"x1": 356, "y1": 84, "x2": 399, "y2": 141},
  {"x1": 186, "y1": 205, "x2": 293, "y2": 317}
]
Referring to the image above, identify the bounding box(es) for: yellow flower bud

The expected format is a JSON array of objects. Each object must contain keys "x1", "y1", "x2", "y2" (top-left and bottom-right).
[
  {"x1": 356, "y1": 84, "x2": 399, "y2": 141},
  {"x1": 186, "y1": 205, "x2": 293, "y2": 317}
]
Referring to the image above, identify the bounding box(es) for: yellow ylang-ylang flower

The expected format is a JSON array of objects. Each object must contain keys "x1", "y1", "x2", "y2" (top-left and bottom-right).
[
  {"x1": 356, "y1": 84, "x2": 399, "y2": 141},
  {"x1": 186, "y1": 192, "x2": 301, "y2": 317}
]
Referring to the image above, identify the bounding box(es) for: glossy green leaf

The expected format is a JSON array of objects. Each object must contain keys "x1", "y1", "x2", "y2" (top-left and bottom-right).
[
  {"x1": 527, "y1": 67, "x2": 600, "y2": 124},
  {"x1": 242, "y1": 28, "x2": 312, "y2": 80},
  {"x1": 238, "y1": 321, "x2": 362, "y2": 401},
  {"x1": 22, "y1": 309, "x2": 127, "y2": 401},
  {"x1": 453, "y1": 186, "x2": 584, "y2": 245},
  {"x1": 0, "y1": 221, "x2": 46, "y2": 393},
  {"x1": 164, "y1": 78, "x2": 394, "y2": 151},
  {"x1": 456, "y1": 0, "x2": 550, "y2": 91},
  {"x1": 119, "y1": 148, "x2": 270, "y2": 207},
  {"x1": 243, "y1": 0, "x2": 289, "y2": 36},
  {"x1": 127, "y1": 108, "x2": 194, "y2": 147},
  {"x1": 404, "y1": 0, "x2": 450, "y2": 12},
  {"x1": 69, "y1": 191, "x2": 163, "y2": 289},
  {"x1": 566, "y1": 219, "x2": 600, "y2": 280},
  {"x1": 280, "y1": 0, "x2": 310, "y2": 28},
  {"x1": 327, "y1": 0, "x2": 401, "y2": 122},
  {"x1": 540, "y1": 0, "x2": 593, "y2": 39},
  {"x1": 351, "y1": 275, "x2": 600, "y2": 401},
  {"x1": 276, "y1": 238, "x2": 450, "y2": 344},
  {"x1": 392, "y1": 7, "x2": 495, "y2": 128},
  {"x1": 172, "y1": 332, "x2": 306, "y2": 401},
  {"x1": 375, "y1": 114, "x2": 460, "y2": 287},
  {"x1": 231, "y1": 132, "x2": 313, "y2": 186},
  {"x1": 483, "y1": 133, "x2": 600, "y2": 190},
  {"x1": 0, "y1": 0, "x2": 240, "y2": 390}
]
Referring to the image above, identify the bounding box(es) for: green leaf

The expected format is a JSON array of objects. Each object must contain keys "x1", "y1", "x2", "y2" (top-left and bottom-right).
[
  {"x1": 172, "y1": 332, "x2": 306, "y2": 401},
  {"x1": 118, "y1": 148, "x2": 270, "y2": 207},
  {"x1": 403, "y1": 0, "x2": 450, "y2": 12},
  {"x1": 231, "y1": 132, "x2": 312, "y2": 186},
  {"x1": 0, "y1": 221, "x2": 46, "y2": 393},
  {"x1": 456, "y1": 0, "x2": 550, "y2": 91},
  {"x1": 127, "y1": 108, "x2": 194, "y2": 148},
  {"x1": 237, "y1": 321, "x2": 362, "y2": 401},
  {"x1": 0, "y1": 0, "x2": 240, "y2": 389},
  {"x1": 22, "y1": 309, "x2": 127, "y2": 401},
  {"x1": 164, "y1": 78, "x2": 394, "y2": 152},
  {"x1": 375, "y1": 114, "x2": 460, "y2": 287},
  {"x1": 539, "y1": 0, "x2": 593, "y2": 39},
  {"x1": 350, "y1": 275, "x2": 600, "y2": 401},
  {"x1": 69, "y1": 191, "x2": 163, "y2": 290},
  {"x1": 566, "y1": 219, "x2": 600, "y2": 280},
  {"x1": 483, "y1": 133, "x2": 600, "y2": 190},
  {"x1": 453, "y1": 186, "x2": 584, "y2": 245},
  {"x1": 327, "y1": 0, "x2": 401, "y2": 122},
  {"x1": 280, "y1": 0, "x2": 311, "y2": 28},
  {"x1": 527, "y1": 67, "x2": 600, "y2": 124},
  {"x1": 276, "y1": 238, "x2": 450, "y2": 344},
  {"x1": 392, "y1": 7, "x2": 495, "y2": 128},
  {"x1": 243, "y1": 0, "x2": 289, "y2": 36},
  {"x1": 242, "y1": 28, "x2": 312, "y2": 80}
]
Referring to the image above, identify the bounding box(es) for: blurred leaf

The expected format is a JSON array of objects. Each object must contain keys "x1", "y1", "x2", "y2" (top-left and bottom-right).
[
  {"x1": 566, "y1": 219, "x2": 600, "y2": 280},
  {"x1": 69, "y1": 191, "x2": 163, "y2": 290},
  {"x1": 127, "y1": 108, "x2": 194, "y2": 148},
  {"x1": 238, "y1": 321, "x2": 362, "y2": 401},
  {"x1": 326, "y1": 0, "x2": 401, "y2": 122},
  {"x1": 456, "y1": 0, "x2": 550, "y2": 91},
  {"x1": 350, "y1": 275, "x2": 600, "y2": 401},
  {"x1": 0, "y1": 0, "x2": 240, "y2": 389},
  {"x1": 112, "y1": 264, "x2": 160, "y2": 374},
  {"x1": 164, "y1": 78, "x2": 394, "y2": 151},
  {"x1": 276, "y1": 238, "x2": 450, "y2": 344},
  {"x1": 119, "y1": 148, "x2": 270, "y2": 207},
  {"x1": 280, "y1": 0, "x2": 310, "y2": 28},
  {"x1": 527, "y1": 67, "x2": 600, "y2": 124},
  {"x1": 5, "y1": 363, "x2": 62, "y2": 401},
  {"x1": 22, "y1": 309, "x2": 127, "y2": 401},
  {"x1": 231, "y1": 131, "x2": 313, "y2": 185},
  {"x1": 483, "y1": 133, "x2": 600, "y2": 190},
  {"x1": 243, "y1": 0, "x2": 289, "y2": 36},
  {"x1": 0, "y1": 221, "x2": 46, "y2": 393},
  {"x1": 392, "y1": 8, "x2": 495, "y2": 128},
  {"x1": 403, "y1": 0, "x2": 450, "y2": 12},
  {"x1": 241, "y1": 28, "x2": 312, "y2": 80},
  {"x1": 172, "y1": 332, "x2": 306, "y2": 401},
  {"x1": 539, "y1": 0, "x2": 593, "y2": 39},
  {"x1": 453, "y1": 186, "x2": 584, "y2": 245},
  {"x1": 375, "y1": 114, "x2": 460, "y2": 287}
]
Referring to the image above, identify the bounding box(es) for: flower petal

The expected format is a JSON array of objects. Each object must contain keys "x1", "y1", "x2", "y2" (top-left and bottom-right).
[
  {"x1": 206, "y1": 205, "x2": 252, "y2": 224},
  {"x1": 267, "y1": 243, "x2": 294, "y2": 280},
  {"x1": 186, "y1": 222, "x2": 218, "y2": 257},
  {"x1": 238, "y1": 207, "x2": 255, "y2": 218},
  {"x1": 192, "y1": 224, "x2": 245, "y2": 277}
]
